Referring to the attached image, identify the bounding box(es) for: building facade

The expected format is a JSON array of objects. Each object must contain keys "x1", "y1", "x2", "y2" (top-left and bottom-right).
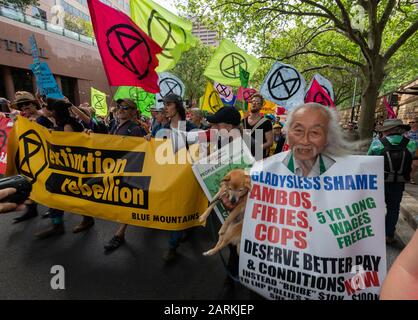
[
  {"x1": 338, "y1": 78, "x2": 418, "y2": 125},
  {"x1": 192, "y1": 21, "x2": 219, "y2": 47},
  {"x1": 0, "y1": 1, "x2": 129, "y2": 105}
]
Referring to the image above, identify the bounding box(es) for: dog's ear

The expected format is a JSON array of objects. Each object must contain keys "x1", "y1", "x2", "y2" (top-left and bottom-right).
[
  {"x1": 222, "y1": 172, "x2": 231, "y2": 182},
  {"x1": 244, "y1": 175, "x2": 251, "y2": 190}
]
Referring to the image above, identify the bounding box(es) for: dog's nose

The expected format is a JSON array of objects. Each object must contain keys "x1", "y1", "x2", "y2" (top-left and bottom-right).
[{"x1": 230, "y1": 196, "x2": 237, "y2": 204}]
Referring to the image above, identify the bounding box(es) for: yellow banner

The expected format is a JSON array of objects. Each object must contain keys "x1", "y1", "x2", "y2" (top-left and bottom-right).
[{"x1": 7, "y1": 117, "x2": 208, "y2": 230}]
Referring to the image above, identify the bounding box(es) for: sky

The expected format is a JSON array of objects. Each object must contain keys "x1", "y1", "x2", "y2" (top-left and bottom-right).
[{"x1": 153, "y1": 0, "x2": 178, "y2": 14}]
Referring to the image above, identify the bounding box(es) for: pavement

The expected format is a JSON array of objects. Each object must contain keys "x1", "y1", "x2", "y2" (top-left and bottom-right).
[
  {"x1": 397, "y1": 182, "x2": 418, "y2": 246},
  {"x1": 0, "y1": 208, "x2": 252, "y2": 300}
]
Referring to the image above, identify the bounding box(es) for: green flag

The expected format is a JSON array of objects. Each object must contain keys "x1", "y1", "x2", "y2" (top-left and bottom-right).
[
  {"x1": 113, "y1": 86, "x2": 155, "y2": 118},
  {"x1": 239, "y1": 66, "x2": 249, "y2": 88},
  {"x1": 239, "y1": 66, "x2": 249, "y2": 111},
  {"x1": 91, "y1": 87, "x2": 108, "y2": 117},
  {"x1": 204, "y1": 39, "x2": 259, "y2": 87},
  {"x1": 130, "y1": 0, "x2": 197, "y2": 72}
]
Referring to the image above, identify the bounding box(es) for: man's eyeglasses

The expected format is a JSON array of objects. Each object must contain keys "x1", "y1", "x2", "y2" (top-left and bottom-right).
[{"x1": 117, "y1": 104, "x2": 131, "y2": 111}]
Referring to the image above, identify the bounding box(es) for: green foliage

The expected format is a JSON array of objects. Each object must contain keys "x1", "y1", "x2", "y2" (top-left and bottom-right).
[
  {"x1": 183, "y1": 0, "x2": 418, "y2": 123},
  {"x1": 171, "y1": 40, "x2": 214, "y2": 102},
  {"x1": 64, "y1": 14, "x2": 94, "y2": 37},
  {"x1": 0, "y1": 0, "x2": 39, "y2": 10}
]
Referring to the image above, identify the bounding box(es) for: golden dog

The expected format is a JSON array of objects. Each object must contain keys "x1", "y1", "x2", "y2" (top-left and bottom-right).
[{"x1": 199, "y1": 169, "x2": 251, "y2": 256}]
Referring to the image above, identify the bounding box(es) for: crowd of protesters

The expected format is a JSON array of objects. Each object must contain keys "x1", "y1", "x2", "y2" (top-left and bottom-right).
[{"x1": 0, "y1": 89, "x2": 417, "y2": 300}]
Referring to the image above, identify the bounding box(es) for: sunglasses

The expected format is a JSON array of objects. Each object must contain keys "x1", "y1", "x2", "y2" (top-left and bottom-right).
[
  {"x1": 20, "y1": 102, "x2": 34, "y2": 108},
  {"x1": 117, "y1": 104, "x2": 131, "y2": 111}
]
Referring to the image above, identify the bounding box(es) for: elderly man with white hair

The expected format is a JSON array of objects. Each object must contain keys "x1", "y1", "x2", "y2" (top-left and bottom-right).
[{"x1": 282, "y1": 102, "x2": 352, "y2": 177}]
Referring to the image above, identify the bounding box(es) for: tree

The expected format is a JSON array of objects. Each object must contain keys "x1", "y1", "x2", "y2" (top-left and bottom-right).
[
  {"x1": 184, "y1": 0, "x2": 418, "y2": 139},
  {"x1": 64, "y1": 14, "x2": 94, "y2": 37},
  {"x1": 171, "y1": 40, "x2": 214, "y2": 103},
  {"x1": 0, "y1": 0, "x2": 39, "y2": 10}
]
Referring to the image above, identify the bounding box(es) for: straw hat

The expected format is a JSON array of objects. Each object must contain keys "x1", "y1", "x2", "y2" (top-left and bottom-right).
[{"x1": 10, "y1": 91, "x2": 41, "y2": 110}]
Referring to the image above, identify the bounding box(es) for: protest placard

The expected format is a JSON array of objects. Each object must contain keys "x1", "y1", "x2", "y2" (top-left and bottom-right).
[{"x1": 240, "y1": 152, "x2": 386, "y2": 300}]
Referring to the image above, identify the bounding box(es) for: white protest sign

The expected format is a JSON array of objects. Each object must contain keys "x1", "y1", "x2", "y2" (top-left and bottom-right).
[
  {"x1": 156, "y1": 72, "x2": 185, "y2": 109},
  {"x1": 192, "y1": 137, "x2": 255, "y2": 222},
  {"x1": 259, "y1": 61, "x2": 306, "y2": 110},
  {"x1": 240, "y1": 152, "x2": 386, "y2": 300},
  {"x1": 214, "y1": 82, "x2": 234, "y2": 102}
]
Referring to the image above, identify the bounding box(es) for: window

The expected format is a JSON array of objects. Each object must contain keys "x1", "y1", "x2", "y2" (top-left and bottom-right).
[
  {"x1": 11, "y1": 67, "x2": 34, "y2": 93},
  {"x1": 60, "y1": 76, "x2": 77, "y2": 104},
  {"x1": 63, "y1": 1, "x2": 90, "y2": 21},
  {"x1": 31, "y1": 7, "x2": 47, "y2": 21}
]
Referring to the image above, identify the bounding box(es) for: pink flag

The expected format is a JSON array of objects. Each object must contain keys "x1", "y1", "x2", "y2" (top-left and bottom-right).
[
  {"x1": 237, "y1": 87, "x2": 257, "y2": 102},
  {"x1": 87, "y1": 0, "x2": 162, "y2": 93},
  {"x1": 383, "y1": 96, "x2": 397, "y2": 119},
  {"x1": 0, "y1": 117, "x2": 14, "y2": 174},
  {"x1": 276, "y1": 106, "x2": 286, "y2": 115},
  {"x1": 305, "y1": 78, "x2": 335, "y2": 108}
]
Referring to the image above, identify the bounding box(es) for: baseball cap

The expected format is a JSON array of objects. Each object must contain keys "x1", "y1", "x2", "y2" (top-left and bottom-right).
[
  {"x1": 206, "y1": 107, "x2": 241, "y2": 126},
  {"x1": 158, "y1": 93, "x2": 183, "y2": 104},
  {"x1": 116, "y1": 98, "x2": 137, "y2": 109},
  {"x1": 46, "y1": 98, "x2": 72, "y2": 110}
]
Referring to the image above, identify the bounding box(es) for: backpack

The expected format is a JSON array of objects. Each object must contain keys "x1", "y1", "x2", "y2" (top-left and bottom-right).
[{"x1": 380, "y1": 136, "x2": 412, "y2": 183}]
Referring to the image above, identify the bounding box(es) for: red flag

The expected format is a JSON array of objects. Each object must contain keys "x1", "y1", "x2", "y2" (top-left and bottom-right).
[
  {"x1": 276, "y1": 106, "x2": 286, "y2": 115},
  {"x1": 87, "y1": 0, "x2": 162, "y2": 93},
  {"x1": 383, "y1": 96, "x2": 397, "y2": 119},
  {"x1": 237, "y1": 87, "x2": 257, "y2": 102},
  {"x1": 305, "y1": 79, "x2": 335, "y2": 108}
]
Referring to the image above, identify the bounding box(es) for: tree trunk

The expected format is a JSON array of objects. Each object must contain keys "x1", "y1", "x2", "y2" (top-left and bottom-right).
[{"x1": 358, "y1": 58, "x2": 385, "y2": 140}]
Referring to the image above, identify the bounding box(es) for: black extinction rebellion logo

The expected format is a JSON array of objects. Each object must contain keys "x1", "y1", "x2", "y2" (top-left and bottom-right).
[
  {"x1": 267, "y1": 66, "x2": 301, "y2": 100},
  {"x1": 106, "y1": 24, "x2": 152, "y2": 80},
  {"x1": 159, "y1": 77, "x2": 183, "y2": 97},
  {"x1": 17, "y1": 130, "x2": 47, "y2": 183},
  {"x1": 148, "y1": 10, "x2": 186, "y2": 59},
  {"x1": 209, "y1": 91, "x2": 222, "y2": 113},
  {"x1": 220, "y1": 53, "x2": 248, "y2": 79},
  {"x1": 216, "y1": 84, "x2": 231, "y2": 98},
  {"x1": 93, "y1": 95, "x2": 105, "y2": 110}
]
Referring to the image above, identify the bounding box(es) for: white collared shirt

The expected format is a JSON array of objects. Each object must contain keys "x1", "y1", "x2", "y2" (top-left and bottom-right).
[{"x1": 283, "y1": 152, "x2": 336, "y2": 177}]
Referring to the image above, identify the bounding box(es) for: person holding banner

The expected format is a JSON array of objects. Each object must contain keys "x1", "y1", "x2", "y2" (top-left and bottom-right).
[
  {"x1": 158, "y1": 94, "x2": 197, "y2": 262},
  {"x1": 205, "y1": 106, "x2": 260, "y2": 298},
  {"x1": 282, "y1": 103, "x2": 357, "y2": 177},
  {"x1": 0, "y1": 188, "x2": 27, "y2": 214},
  {"x1": 34, "y1": 99, "x2": 95, "y2": 239},
  {"x1": 242, "y1": 94, "x2": 273, "y2": 158},
  {"x1": 9, "y1": 91, "x2": 53, "y2": 223},
  {"x1": 104, "y1": 98, "x2": 148, "y2": 252},
  {"x1": 150, "y1": 106, "x2": 169, "y2": 137}
]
